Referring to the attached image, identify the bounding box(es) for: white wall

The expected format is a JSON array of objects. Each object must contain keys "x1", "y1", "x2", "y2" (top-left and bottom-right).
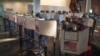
[
  {"x1": 41, "y1": 0, "x2": 70, "y2": 7},
  {"x1": 1, "y1": 0, "x2": 71, "y2": 13},
  {"x1": 3, "y1": 2, "x2": 32, "y2": 13},
  {"x1": 41, "y1": 0, "x2": 71, "y2": 11}
]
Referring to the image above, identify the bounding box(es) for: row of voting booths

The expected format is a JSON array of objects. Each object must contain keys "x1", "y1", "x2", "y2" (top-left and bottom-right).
[
  {"x1": 2, "y1": 12, "x2": 94, "y2": 56},
  {"x1": 2, "y1": 12, "x2": 57, "y2": 56}
]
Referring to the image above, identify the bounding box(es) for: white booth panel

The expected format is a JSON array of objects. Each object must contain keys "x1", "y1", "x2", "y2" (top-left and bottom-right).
[
  {"x1": 37, "y1": 20, "x2": 57, "y2": 38},
  {"x1": 24, "y1": 18, "x2": 35, "y2": 30},
  {"x1": 16, "y1": 15, "x2": 24, "y2": 25}
]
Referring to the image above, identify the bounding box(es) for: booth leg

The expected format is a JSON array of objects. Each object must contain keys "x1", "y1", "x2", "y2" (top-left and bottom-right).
[
  {"x1": 19, "y1": 25, "x2": 23, "y2": 56},
  {"x1": 8, "y1": 20, "x2": 13, "y2": 37},
  {"x1": 3, "y1": 18, "x2": 6, "y2": 31},
  {"x1": 19, "y1": 38, "x2": 23, "y2": 56},
  {"x1": 44, "y1": 46, "x2": 47, "y2": 56},
  {"x1": 53, "y1": 38, "x2": 56, "y2": 55}
]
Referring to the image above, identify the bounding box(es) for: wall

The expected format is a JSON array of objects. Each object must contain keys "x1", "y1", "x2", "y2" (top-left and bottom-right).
[
  {"x1": 0, "y1": 0, "x2": 71, "y2": 13},
  {"x1": 41, "y1": 0, "x2": 71, "y2": 11},
  {"x1": 41, "y1": 0, "x2": 70, "y2": 7},
  {"x1": 2, "y1": 2, "x2": 32, "y2": 14},
  {"x1": 92, "y1": 0, "x2": 100, "y2": 13}
]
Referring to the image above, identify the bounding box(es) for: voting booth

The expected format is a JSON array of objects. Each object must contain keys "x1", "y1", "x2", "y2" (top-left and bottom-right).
[
  {"x1": 23, "y1": 18, "x2": 57, "y2": 56},
  {"x1": 36, "y1": 20, "x2": 57, "y2": 56},
  {"x1": 60, "y1": 28, "x2": 89, "y2": 55},
  {"x1": 60, "y1": 17, "x2": 92, "y2": 55}
]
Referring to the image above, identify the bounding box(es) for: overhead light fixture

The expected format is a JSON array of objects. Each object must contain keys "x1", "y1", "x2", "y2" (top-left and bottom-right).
[{"x1": 89, "y1": 9, "x2": 92, "y2": 13}]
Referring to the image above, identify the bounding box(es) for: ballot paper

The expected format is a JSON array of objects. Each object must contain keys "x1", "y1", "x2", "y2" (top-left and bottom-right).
[
  {"x1": 24, "y1": 19, "x2": 35, "y2": 30},
  {"x1": 38, "y1": 20, "x2": 57, "y2": 38}
]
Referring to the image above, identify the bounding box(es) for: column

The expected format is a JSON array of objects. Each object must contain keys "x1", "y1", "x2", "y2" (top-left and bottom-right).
[
  {"x1": 33, "y1": 0, "x2": 41, "y2": 17},
  {"x1": 86, "y1": 0, "x2": 91, "y2": 13}
]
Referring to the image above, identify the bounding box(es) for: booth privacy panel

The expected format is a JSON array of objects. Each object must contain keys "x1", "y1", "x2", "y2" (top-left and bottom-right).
[
  {"x1": 8, "y1": 13, "x2": 14, "y2": 21},
  {"x1": 39, "y1": 20, "x2": 57, "y2": 38},
  {"x1": 16, "y1": 16, "x2": 24, "y2": 25},
  {"x1": 60, "y1": 28, "x2": 89, "y2": 55},
  {"x1": 24, "y1": 19, "x2": 35, "y2": 30}
]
